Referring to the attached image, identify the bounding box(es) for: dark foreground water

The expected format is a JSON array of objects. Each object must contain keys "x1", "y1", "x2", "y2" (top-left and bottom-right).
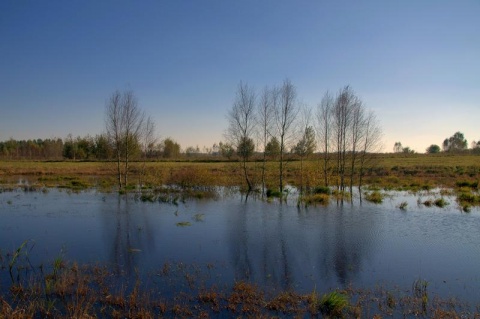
[{"x1": 1, "y1": 188, "x2": 479, "y2": 305}]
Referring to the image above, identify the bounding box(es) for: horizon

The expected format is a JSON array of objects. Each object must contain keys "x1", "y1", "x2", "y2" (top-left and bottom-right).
[{"x1": 1, "y1": 1, "x2": 479, "y2": 153}]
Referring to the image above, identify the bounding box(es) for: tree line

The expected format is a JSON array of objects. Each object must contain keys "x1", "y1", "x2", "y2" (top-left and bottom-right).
[
  {"x1": 2, "y1": 85, "x2": 478, "y2": 194},
  {"x1": 226, "y1": 80, "x2": 383, "y2": 196},
  {"x1": 394, "y1": 131, "x2": 480, "y2": 154}
]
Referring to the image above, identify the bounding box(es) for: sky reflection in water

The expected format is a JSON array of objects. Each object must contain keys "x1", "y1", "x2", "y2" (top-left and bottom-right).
[{"x1": 0, "y1": 188, "x2": 479, "y2": 303}]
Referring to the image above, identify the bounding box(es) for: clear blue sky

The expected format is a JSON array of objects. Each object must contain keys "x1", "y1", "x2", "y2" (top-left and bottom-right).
[{"x1": 1, "y1": 1, "x2": 479, "y2": 152}]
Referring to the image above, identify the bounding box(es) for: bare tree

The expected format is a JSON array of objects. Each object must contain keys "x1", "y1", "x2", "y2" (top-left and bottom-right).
[
  {"x1": 347, "y1": 96, "x2": 364, "y2": 194},
  {"x1": 316, "y1": 92, "x2": 334, "y2": 187},
  {"x1": 358, "y1": 110, "x2": 382, "y2": 192},
  {"x1": 105, "y1": 90, "x2": 145, "y2": 190},
  {"x1": 105, "y1": 90, "x2": 124, "y2": 189},
  {"x1": 273, "y1": 79, "x2": 299, "y2": 193},
  {"x1": 140, "y1": 115, "x2": 156, "y2": 187},
  {"x1": 226, "y1": 82, "x2": 257, "y2": 191},
  {"x1": 257, "y1": 86, "x2": 275, "y2": 196},
  {"x1": 332, "y1": 86, "x2": 355, "y2": 192},
  {"x1": 294, "y1": 106, "x2": 316, "y2": 193},
  {"x1": 319, "y1": 85, "x2": 383, "y2": 200}
]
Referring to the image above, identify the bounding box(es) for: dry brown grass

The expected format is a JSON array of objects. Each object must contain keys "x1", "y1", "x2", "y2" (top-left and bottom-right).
[{"x1": 0, "y1": 153, "x2": 479, "y2": 191}]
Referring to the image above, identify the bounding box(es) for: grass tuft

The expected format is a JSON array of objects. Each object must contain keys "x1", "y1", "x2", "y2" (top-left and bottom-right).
[
  {"x1": 176, "y1": 221, "x2": 192, "y2": 227},
  {"x1": 434, "y1": 198, "x2": 448, "y2": 208},
  {"x1": 365, "y1": 191, "x2": 384, "y2": 204},
  {"x1": 319, "y1": 291, "x2": 349, "y2": 318}
]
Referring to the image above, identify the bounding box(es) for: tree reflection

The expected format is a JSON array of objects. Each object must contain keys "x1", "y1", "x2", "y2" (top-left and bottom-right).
[
  {"x1": 228, "y1": 199, "x2": 379, "y2": 292},
  {"x1": 101, "y1": 195, "x2": 157, "y2": 275}
]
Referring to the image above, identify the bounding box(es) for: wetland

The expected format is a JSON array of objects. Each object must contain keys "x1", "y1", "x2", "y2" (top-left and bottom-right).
[{"x1": 1, "y1": 156, "x2": 480, "y2": 317}]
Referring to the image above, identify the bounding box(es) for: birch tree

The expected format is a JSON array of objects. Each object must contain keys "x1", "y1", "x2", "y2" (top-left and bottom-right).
[
  {"x1": 227, "y1": 82, "x2": 257, "y2": 191},
  {"x1": 273, "y1": 79, "x2": 299, "y2": 193},
  {"x1": 316, "y1": 92, "x2": 334, "y2": 187},
  {"x1": 257, "y1": 86, "x2": 275, "y2": 196},
  {"x1": 105, "y1": 90, "x2": 146, "y2": 190}
]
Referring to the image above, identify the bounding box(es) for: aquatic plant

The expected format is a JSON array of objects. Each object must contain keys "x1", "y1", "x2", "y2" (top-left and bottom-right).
[
  {"x1": 434, "y1": 198, "x2": 449, "y2": 208},
  {"x1": 413, "y1": 279, "x2": 429, "y2": 314},
  {"x1": 423, "y1": 199, "x2": 433, "y2": 207},
  {"x1": 139, "y1": 192, "x2": 156, "y2": 202},
  {"x1": 318, "y1": 291, "x2": 349, "y2": 318},
  {"x1": 8, "y1": 240, "x2": 29, "y2": 275},
  {"x1": 0, "y1": 259, "x2": 478, "y2": 318},
  {"x1": 301, "y1": 193, "x2": 330, "y2": 206},
  {"x1": 313, "y1": 186, "x2": 331, "y2": 195},
  {"x1": 193, "y1": 213, "x2": 205, "y2": 222},
  {"x1": 398, "y1": 201, "x2": 408, "y2": 210},
  {"x1": 365, "y1": 191, "x2": 384, "y2": 204},
  {"x1": 176, "y1": 221, "x2": 192, "y2": 227},
  {"x1": 266, "y1": 188, "x2": 282, "y2": 198}
]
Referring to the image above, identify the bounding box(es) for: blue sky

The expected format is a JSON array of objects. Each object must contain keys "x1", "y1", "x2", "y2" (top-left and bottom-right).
[{"x1": 1, "y1": 1, "x2": 479, "y2": 152}]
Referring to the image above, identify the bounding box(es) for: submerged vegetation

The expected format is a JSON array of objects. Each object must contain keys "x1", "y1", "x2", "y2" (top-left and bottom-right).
[
  {"x1": 364, "y1": 190, "x2": 384, "y2": 204},
  {"x1": 1, "y1": 253, "x2": 478, "y2": 318},
  {"x1": 1, "y1": 155, "x2": 480, "y2": 317}
]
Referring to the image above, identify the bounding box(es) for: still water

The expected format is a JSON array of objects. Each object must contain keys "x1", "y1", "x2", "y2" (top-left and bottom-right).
[{"x1": 1, "y1": 188, "x2": 479, "y2": 304}]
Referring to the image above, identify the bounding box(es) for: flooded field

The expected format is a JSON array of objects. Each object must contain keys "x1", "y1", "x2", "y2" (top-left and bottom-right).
[{"x1": 1, "y1": 186, "x2": 479, "y2": 316}]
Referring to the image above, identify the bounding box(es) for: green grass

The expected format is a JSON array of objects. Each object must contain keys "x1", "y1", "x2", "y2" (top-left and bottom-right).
[
  {"x1": 301, "y1": 193, "x2": 330, "y2": 206},
  {"x1": 364, "y1": 191, "x2": 384, "y2": 204},
  {"x1": 319, "y1": 291, "x2": 349, "y2": 317},
  {"x1": 434, "y1": 198, "x2": 449, "y2": 208}
]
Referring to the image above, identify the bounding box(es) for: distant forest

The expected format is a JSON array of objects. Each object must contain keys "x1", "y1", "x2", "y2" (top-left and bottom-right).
[{"x1": 0, "y1": 131, "x2": 479, "y2": 161}]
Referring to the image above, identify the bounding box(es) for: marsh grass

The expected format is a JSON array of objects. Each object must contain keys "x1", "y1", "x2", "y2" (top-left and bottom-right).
[
  {"x1": 434, "y1": 198, "x2": 449, "y2": 208},
  {"x1": 0, "y1": 257, "x2": 478, "y2": 318},
  {"x1": 319, "y1": 291, "x2": 349, "y2": 318},
  {"x1": 193, "y1": 213, "x2": 205, "y2": 222},
  {"x1": 365, "y1": 191, "x2": 384, "y2": 204},
  {"x1": 176, "y1": 221, "x2": 192, "y2": 227},
  {"x1": 398, "y1": 201, "x2": 408, "y2": 210},
  {"x1": 301, "y1": 193, "x2": 330, "y2": 206},
  {"x1": 1, "y1": 154, "x2": 479, "y2": 192}
]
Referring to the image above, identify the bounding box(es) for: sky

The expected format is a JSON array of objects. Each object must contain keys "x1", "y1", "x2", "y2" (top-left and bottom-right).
[{"x1": 1, "y1": 1, "x2": 479, "y2": 153}]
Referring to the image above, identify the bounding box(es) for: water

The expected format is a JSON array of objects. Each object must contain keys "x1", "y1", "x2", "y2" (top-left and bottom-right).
[{"x1": 1, "y1": 188, "x2": 479, "y2": 305}]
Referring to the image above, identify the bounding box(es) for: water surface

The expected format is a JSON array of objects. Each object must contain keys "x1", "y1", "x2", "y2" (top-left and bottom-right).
[{"x1": 1, "y1": 188, "x2": 479, "y2": 304}]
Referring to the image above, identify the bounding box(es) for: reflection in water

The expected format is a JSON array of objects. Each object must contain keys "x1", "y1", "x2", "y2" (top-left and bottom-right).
[
  {"x1": 1, "y1": 189, "x2": 480, "y2": 303},
  {"x1": 100, "y1": 195, "x2": 158, "y2": 275},
  {"x1": 228, "y1": 197, "x2": 378, "y2": 292}
]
